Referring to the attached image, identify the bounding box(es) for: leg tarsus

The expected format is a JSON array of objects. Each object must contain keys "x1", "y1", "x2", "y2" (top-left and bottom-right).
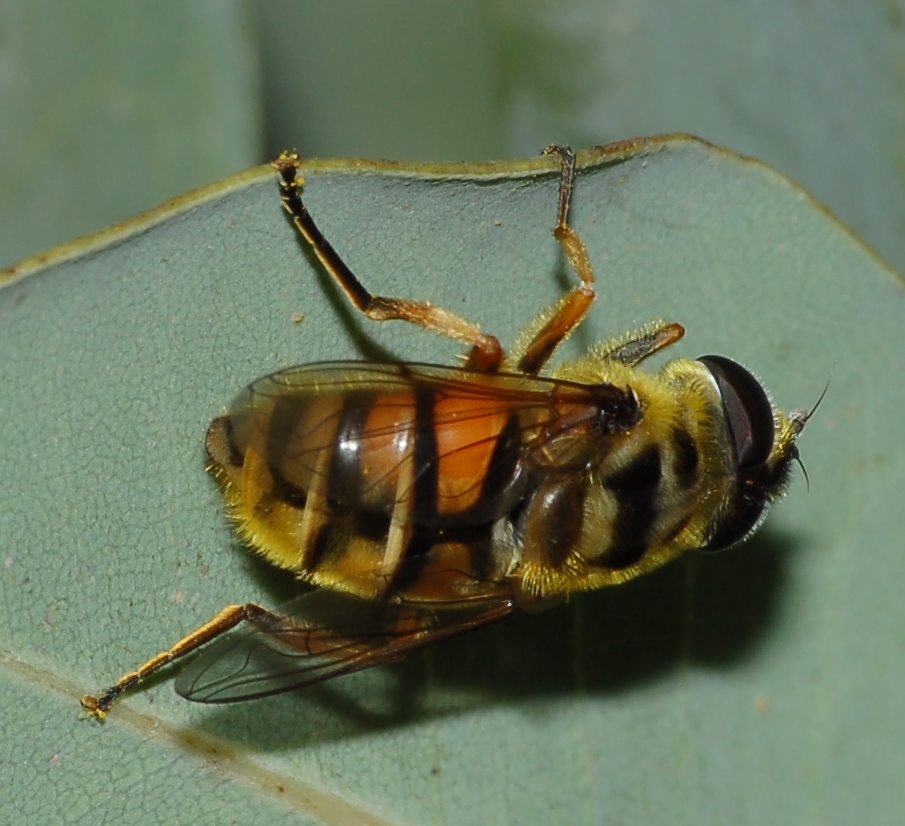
[
  {"x1": 542, "y1": 144, "x2": 577, "y2": 231},
  {"x1": 80, "y1": 602, "x2": 278, "y2": 719}
]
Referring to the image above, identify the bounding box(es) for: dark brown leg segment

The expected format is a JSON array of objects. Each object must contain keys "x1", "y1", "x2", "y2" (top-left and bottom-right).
[{"x1": 602, "y1": 321, "x2": 686, "y2": 366}]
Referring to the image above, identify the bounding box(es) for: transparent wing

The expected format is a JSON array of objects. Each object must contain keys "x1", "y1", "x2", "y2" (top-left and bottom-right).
[
  {"x1": 174, "y1": 586, "x2": 515, "y2": 704},
  {"x1": 226, "y1": 361, "x2": 631, "y2": 523},
  {"x1": 247, "y1": 361, "x2": 567, "y2": 403}
]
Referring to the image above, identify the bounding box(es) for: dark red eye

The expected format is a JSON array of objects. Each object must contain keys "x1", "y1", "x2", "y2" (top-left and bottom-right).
[
  {"x1": 698, "y1": 355, "x2": 775, "y2": 470},
  {"x1": 697, "y1": 355, "x2": 779, "y2": 552}
]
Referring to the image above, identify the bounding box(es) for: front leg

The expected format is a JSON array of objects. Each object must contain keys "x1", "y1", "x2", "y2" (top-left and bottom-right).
[
  {"x1": 594, "y1": 321, "x2": 686, "y2": 366},
  {"x1": 516, "y1": 146, "x2": 598, "y2": 375}
]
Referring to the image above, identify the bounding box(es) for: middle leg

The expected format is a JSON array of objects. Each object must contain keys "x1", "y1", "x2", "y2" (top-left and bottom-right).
[{"x1": 273, "y1": 151, "x2": 504, "y2": 372}]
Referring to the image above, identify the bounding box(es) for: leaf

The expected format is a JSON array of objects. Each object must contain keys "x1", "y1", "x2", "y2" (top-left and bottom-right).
[{"x1": 1, "y1": 136, "x2": 903, "y2": 824}]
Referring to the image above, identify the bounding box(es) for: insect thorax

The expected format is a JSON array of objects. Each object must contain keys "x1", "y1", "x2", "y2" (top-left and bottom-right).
[{"x1": 514, "y1": 358, "x2": 735, "y2": 597}]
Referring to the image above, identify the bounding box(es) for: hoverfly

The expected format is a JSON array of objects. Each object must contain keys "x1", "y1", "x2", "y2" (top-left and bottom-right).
[{"x1": 82, "y1": 146, "x2": 811, "y2": 717}]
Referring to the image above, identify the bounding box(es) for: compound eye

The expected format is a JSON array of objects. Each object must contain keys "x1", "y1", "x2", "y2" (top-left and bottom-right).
[
  {"x1": 698, "y1": 355, "x2": 775, "y2": 470},
  {"x1": 702, "y1": 496, "x2": 767, "y2": 552}
]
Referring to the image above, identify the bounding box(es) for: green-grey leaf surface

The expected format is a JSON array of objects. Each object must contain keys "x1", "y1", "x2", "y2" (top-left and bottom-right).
[{"x1": 1, "y1": 137, "x2": 903, "y2": 825}]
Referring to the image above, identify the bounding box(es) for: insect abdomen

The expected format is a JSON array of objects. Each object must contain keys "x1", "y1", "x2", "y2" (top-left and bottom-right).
[{"x1": 206, "y1": 370, "x2": 532, "y2": 600}]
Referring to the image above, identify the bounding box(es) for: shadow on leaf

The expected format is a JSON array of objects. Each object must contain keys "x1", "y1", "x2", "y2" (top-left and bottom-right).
[{"x1": 182, "y1": 525, "x2": 796, "y2": 749}]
